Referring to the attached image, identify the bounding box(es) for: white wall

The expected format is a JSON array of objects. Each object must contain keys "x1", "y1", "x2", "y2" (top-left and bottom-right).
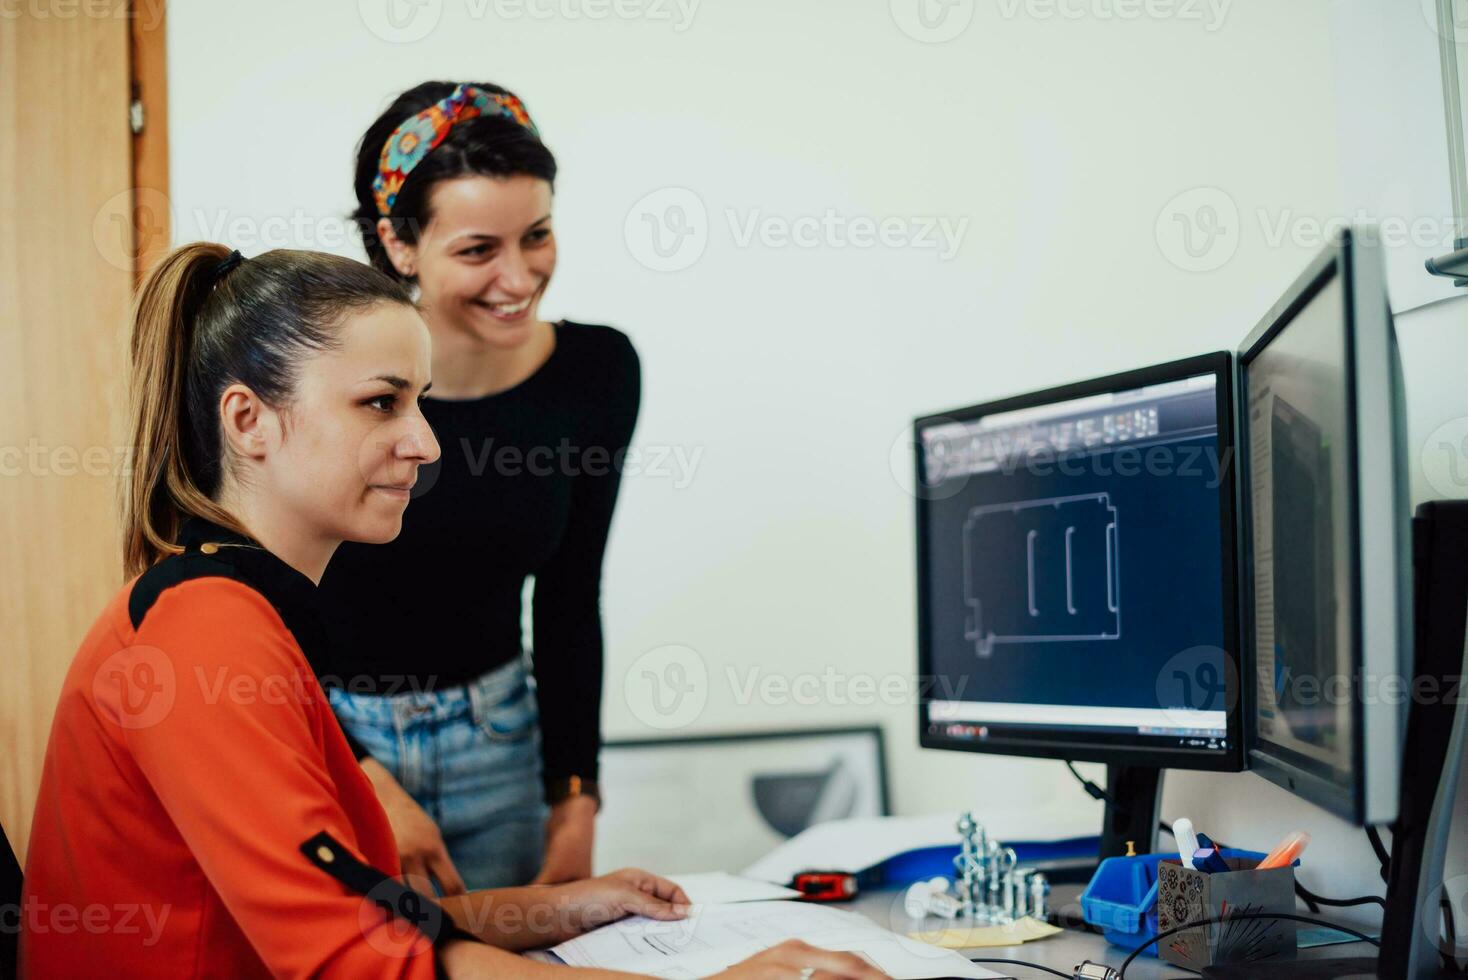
[
  {"x1": 168, "y1": 0, "x2": 1461, "y2": 914},
  {"x1": 1329, "y1": 0, "x2": 1460, "y2": 315}
]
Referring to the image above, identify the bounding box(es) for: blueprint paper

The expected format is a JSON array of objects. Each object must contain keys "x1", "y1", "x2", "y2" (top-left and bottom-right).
[{"x1": 550, "y1": 901, "x2": 1010, "y2": 979}]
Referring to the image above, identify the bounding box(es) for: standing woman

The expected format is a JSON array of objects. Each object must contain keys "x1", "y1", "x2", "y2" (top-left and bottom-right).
[{"x1": 318, "y1": 80, "x2": 641, "y2": 891}]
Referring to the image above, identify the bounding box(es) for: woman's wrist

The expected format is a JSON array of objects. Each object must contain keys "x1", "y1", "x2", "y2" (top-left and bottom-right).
[
  {"x1": 440, "y1": 885, "x2": 585, "y2": 950},
  {"x1": 360, "y1": 756, "x2": 406, "y2": 798},
  {"x1": 535, "y1": 797, "x2": 596, "y2": 883},
  {"x1": 549, "y1": 794, "x2": 598, "y2": 822}
]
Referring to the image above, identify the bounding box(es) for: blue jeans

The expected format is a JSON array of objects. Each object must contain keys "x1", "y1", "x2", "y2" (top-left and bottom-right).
[{"x1": 328, "y1": 658, "x2": 548, "y2": 890}]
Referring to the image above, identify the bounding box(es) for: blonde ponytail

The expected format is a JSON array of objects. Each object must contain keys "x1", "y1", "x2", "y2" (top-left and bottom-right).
[{"x1": 122, "y1": 244, "x2": 246, "y2": 577}]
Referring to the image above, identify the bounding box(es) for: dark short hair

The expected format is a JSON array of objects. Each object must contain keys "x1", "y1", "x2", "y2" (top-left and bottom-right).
[{"x1": 352, "y1": 81, "x2": 558, "y2": 280}]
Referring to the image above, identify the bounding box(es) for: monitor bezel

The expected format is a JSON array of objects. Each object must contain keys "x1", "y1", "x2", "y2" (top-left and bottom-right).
[
  {"x1": 1236, "y1": 229, "x2": 1409, "y2": 826},
  {"x1": 914, "y1": 351, "x2": 1245, "y2": 772}
]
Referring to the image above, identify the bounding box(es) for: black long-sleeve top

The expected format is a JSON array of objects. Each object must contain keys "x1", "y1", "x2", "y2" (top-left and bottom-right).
[{"x1": 316, "y1": 321, "x2": 641, "y2": 794}]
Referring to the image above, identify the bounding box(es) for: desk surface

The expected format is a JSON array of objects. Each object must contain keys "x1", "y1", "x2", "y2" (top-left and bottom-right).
[{"x1": 846, "y1": 882, "x2": 1376, "y2": 979}]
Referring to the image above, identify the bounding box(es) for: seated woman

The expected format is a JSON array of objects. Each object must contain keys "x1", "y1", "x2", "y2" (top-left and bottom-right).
[{"x1": 18, "y1": 242, "x2": 883, "y2": 980}]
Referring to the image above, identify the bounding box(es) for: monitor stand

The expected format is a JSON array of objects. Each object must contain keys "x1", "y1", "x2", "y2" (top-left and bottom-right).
[
  {"x1": 1098, "y1": 764, "x2": 1162, "y2": 861},
  {"x1": 1203, "y1": 501, "x2": 1468, "y2": 980}
]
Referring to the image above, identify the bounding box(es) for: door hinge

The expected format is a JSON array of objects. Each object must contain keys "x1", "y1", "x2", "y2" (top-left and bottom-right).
[{"x1": 130, "y1": 99, "x2": 145, "y2": 135}]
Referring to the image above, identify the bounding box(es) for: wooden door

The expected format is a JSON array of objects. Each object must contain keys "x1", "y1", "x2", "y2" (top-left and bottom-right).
[{"x1": 0, "y1": 0, "x2": 167, "y2": 863}]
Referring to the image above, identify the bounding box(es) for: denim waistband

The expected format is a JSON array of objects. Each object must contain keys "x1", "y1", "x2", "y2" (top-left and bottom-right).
[{"x1": 329, "y1": 656, "x2": 531, "y2": 726}]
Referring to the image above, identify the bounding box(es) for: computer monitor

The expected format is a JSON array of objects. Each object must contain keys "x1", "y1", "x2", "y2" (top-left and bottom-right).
[
  {"x1": 1238, "y1": 229, "x2": 1411, "y2": 827},
  {"x1": 914, "y1": 352, "x2": 1244, "y2": 775}
]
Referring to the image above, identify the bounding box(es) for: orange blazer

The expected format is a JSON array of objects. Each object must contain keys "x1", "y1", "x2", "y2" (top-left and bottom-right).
[{"x1": 20, "y1": 522, "x2": 439, "y2": 978}]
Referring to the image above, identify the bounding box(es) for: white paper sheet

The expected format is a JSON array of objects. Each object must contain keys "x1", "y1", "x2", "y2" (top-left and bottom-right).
[
  {"x1": 549, "y1": 901, "x2": 1010, "y2": 979},
  {"x1": 741, "y1": 808, "x2": 1098, "y2": 885},
  {"x1": 667, "y1": 872, "x2": 801, "y2": 904}
]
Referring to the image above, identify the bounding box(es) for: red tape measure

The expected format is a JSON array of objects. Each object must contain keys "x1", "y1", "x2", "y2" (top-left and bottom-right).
[{"x1": 791, "y1": 871, "x2": 858, "y2": 902}]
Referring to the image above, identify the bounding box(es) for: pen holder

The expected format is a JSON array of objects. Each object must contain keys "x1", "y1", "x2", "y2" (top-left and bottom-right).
[
  {"x1": 1155, "y1": 857, "x2": 1297, "y2": 971},
  {"x1": 1079, "y1": 848, "x2": 1265, "y2": 957}
]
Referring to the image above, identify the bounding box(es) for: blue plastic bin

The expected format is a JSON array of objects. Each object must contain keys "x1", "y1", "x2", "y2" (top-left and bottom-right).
[{"x1": 1079, "y1": 848, "x2": 1266, "y2": 957}]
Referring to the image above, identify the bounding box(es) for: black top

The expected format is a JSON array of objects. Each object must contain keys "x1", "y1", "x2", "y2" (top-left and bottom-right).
[{"x1": 316, "y1": 321, "x2": 641, "y2": 791}]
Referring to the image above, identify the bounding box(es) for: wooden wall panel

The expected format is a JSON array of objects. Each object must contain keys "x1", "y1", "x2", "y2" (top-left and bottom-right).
[{"x1": 0, "y1": 6, "x2": 136, "y2": 862}]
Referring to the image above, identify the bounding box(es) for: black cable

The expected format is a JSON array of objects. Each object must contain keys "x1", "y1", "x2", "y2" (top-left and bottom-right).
[
  {"x1": 1063, "y1": 760, "x2": 1172, "y2": 839},
  {"x1": 1295, "y1": 882, "x2": 1321, "y2": 915},
  {"x1": 1065, "y1": 760, "x2": 1105, "y2": 799},
  {"x1": 1442, "y1": 896, "x2": 1467, "y2": 976},
  {"x1": 967, "y1": 957, "x2": 1069, "y2": 979},
  {"x1": 1292, "y1": 880, "x2": 1385, "y2": 910},
  {"x1": 1116, "y1": 911, "x2": 1378, "y2": 979},
  {"x1": 1066, "y1": 760, "x2": 1112, "y2": 807},
  {"x1": 1365, "y1": 825, "x2": 1391, "y2": 882}
]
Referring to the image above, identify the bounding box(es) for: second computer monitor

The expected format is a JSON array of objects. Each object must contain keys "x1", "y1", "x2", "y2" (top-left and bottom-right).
[
  {"x1": 915, "y1": 353, "x2": 1244, "y2": 771},
  {"x1": 1238, "y1": 229, "x2": 1411, "y2": 825}
]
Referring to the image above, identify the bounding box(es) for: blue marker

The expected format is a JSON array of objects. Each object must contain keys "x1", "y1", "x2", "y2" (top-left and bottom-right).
[{"x1": 1193, "y1": 834, "x2": 1232, "y2": 873}]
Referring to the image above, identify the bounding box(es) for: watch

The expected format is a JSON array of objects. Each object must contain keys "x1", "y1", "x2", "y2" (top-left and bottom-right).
[{"x1": 546, "y1": 775, "x2": 601, "y2": 811}]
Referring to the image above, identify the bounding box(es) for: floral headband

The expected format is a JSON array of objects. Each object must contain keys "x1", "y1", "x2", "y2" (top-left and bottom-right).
[{"x1": 372, "y1": 84, "x2": 539, "y2": 217}]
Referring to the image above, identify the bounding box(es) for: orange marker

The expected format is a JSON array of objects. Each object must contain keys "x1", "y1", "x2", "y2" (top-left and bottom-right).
[{"x1": 1256, "y1": 830, "x2": 1311, "y2": 870}]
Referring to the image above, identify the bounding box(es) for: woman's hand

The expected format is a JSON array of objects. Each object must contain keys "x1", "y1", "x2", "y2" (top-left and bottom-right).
[
  {"x1": 438, "y1": 867, "x2": 687, "y2": 952},
  {"x1": 715, "y1": 940, "x2": 890, "y2": 980},
  {"x1": 533, "y1": 795, "x2": 597, "y2": 884},
  {"x1": 361, "y1": 757, "x2": 467, "y2": 896},
  {"x1": 552, "y1": 867, "x2": 691, "y2": 932}
]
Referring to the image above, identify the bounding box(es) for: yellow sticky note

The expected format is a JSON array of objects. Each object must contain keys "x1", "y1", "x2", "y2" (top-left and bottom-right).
[{"x1": 909, "y1": 916, "x2": 1063, "y2": 949}]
